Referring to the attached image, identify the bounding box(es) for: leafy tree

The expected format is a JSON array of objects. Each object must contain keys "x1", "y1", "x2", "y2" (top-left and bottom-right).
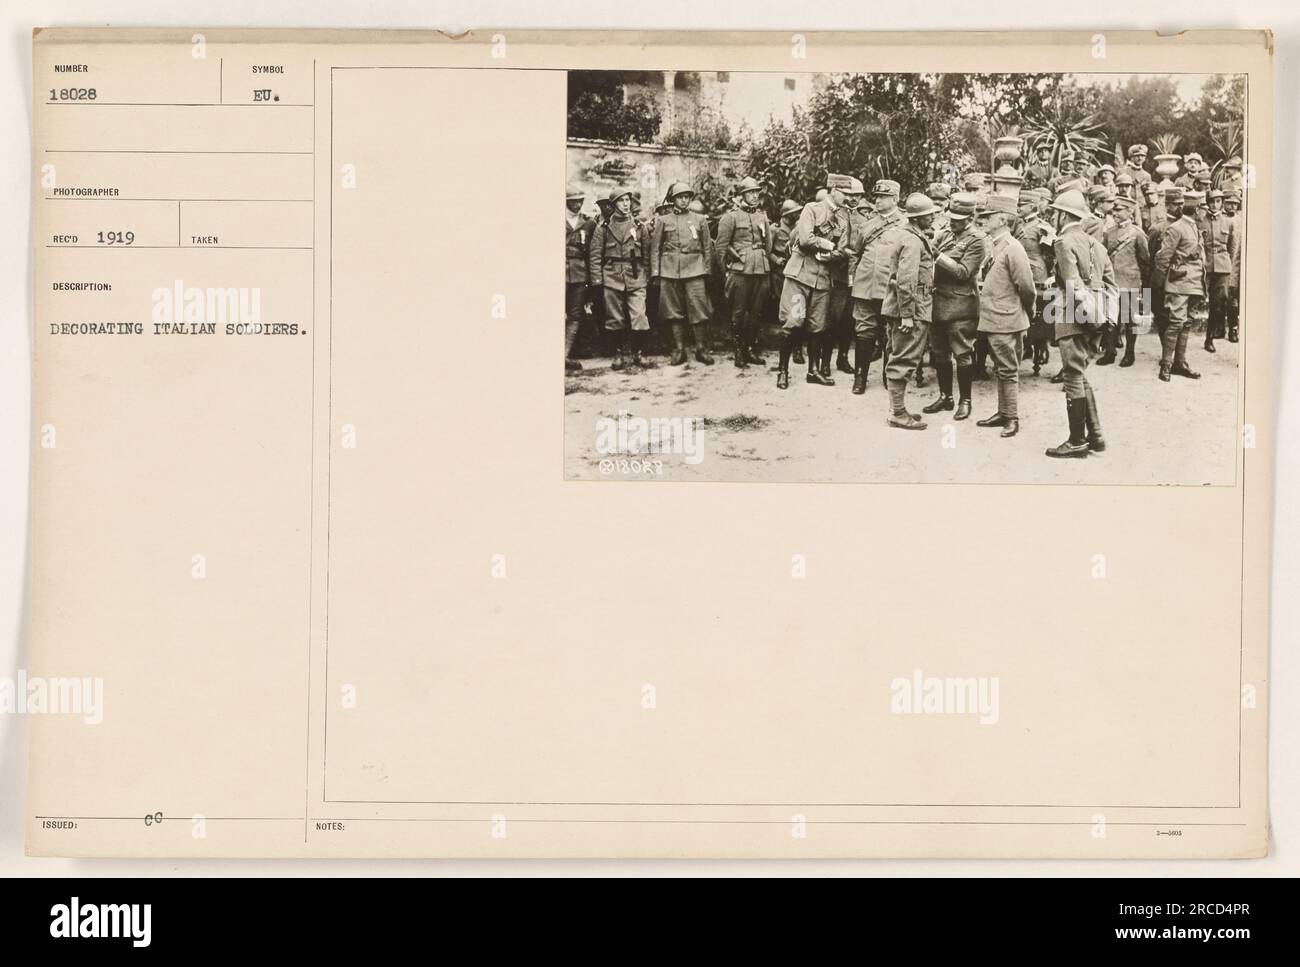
[{"x1": 567, "y1": 71, "x2": 662, "y2": 144}]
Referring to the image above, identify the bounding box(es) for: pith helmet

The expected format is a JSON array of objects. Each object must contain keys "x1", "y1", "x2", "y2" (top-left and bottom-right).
[
  {"x1": 1050, "y1": 188, "x2": 1090, "y2": 220},
  {"x1": 901, "y1": 192, "x2": 940, "y2": 219}
]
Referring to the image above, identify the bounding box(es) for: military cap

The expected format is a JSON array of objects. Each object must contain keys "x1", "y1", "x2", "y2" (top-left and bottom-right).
[
  {"x1": 1111, "y1": 194, "x2": 1137, "y2": 210},
  {"x1": 825, "y1": 172, "x2": 855, "y2": 191},
  {"x1": 1126, "y1": 144, "x2": 1146, "y2": 157},
  {"x1": 665, "y1": 182, "x2": 694, "y2": 200},
  {"x1": 947, "y1": 191, "x2": 980, "y2": 218},
  {"x1": 1086, "y1": 185, "x2": 1110, "y2": 203},
  {"x1": 923, "y1": 181, "x2": 949, "y2": 200},
  {"x1": 1164, "y1": 186, "x2": 1185, "y2": 205},
  {"x1": 1115, "y1": 171, "x2": 1135, "y2": 186},
  {"x1": 735, "y1": 176, "x2": 762, "y2": 194},
  {"x1": 1184, "y1": 189, "x2": 1206, "y2": 206},
  {"x1": 1185, "y1": 152, "x2": 1203, "y2": 163},
  {"x1": 1194, "y1": 171, "x2": 1212, "y2": 184},
  {"x1": 1050, "y1": 188, "x2": 1090, "y2": 220},
  {"x1": 844, "y1": 176, "x2": 866, "y2": 196},
  {"x1": 1058, "y1": 150, "x2": 1077, "y2": 162},
  {"x1": 1225, "y1": 156, "x2": 1243, "y2": 170},
  {"x1": 1142, "y1": 181, "x2": 1161, "y2": 195},
  {"x1": 980, "y1": 194, "x2": 1017, "y2": 215},
  {"x1": 779, "y1": 199, "x2": 802, "y2": 217},
  {"x1": 566, "y1": 186, "x2": 585, "y2": 202},
  {"x1": 962, "y1": 172, "x2": 989, "y2": 190},
  {"x1": 875, "y1": 179, "x2": 903, "y2": 198},
  {"x1": 901, "y1": 192, "x2": 941, "y2": 218},
  {"x1": 1225, "y1": 190, "x2": 1243, "y2": 203},
  {"x1": 1207, "y1": 188, "x2": 1224, "y2": 200}
]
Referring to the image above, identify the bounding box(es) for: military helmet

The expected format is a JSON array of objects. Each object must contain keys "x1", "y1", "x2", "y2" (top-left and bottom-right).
[
  {"x1": 566, "y1": 186, "x2": 585, "y2": 203},
  {"x1": 901, "y1": 192, "x2": 940, "y2": 219},
  {"x1": 844, "y1": 176, "x2": 866, "y2": 196},
  {"x1": 735, "y1": 176, "x2": 762, "y2": 195},
  {"x1": 1050, "y1": 188, "x2": 1090, "y2": 221},
  {"x1": 608, "y1": 186, "x2": 633, "y2": 204},
  {"x1": 924, "y1": 181, "x2": 949, "y2": 201},
  {"x1": 665, "y1": 182, "x2": 695, "y2": 200},
  {"x1": 779, "y1": 199, "x2": 802, "y2": 217},
  {"x1": 1208, "y1": 189, "x2": 1225, "y2": 201},
  {"x1": 1115, "y1": 171, "x2": 1135, "y2": 187}
]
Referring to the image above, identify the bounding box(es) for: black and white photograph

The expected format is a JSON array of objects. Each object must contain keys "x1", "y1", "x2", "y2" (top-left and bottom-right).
[{"x1": 564, "y1": 69, "x2": 1249, "y2": 484}]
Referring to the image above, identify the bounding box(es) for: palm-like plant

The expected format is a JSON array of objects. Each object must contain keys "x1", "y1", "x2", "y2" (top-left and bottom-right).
[
  {"x1": 1149, "y1": 132, "x2": 1182, "y2": 157},
  {"x1": 1020, "y1": 99, "x2": 1107, "y2": 168}
]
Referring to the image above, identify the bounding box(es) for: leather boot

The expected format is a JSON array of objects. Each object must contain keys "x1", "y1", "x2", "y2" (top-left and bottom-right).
[
  {"x1": 1172, "y1": 331, "x2": 1200, "y2": 379},
  {"x1": 922, "y1": 361, "x2": 954, "y2": 414},
  {"x1": 852, "y1": 336, "x2": 872, "y2": 395},
  {"x1": 565, "y1": 320, "x2": 582, "y2": 372},
  {"x1": 1046, "y1": 398, "x2": 1090, "y2": 458},
  {"x1": 745, "y1": 327, "x2": 766, "y2": 367},
  {"x1": 734, "y1": 325, "x2": 747, "y2": 368},
  {"x1": 806, "y1": 334, "x2": 834, "y2": 386},
  {"x1": 1119, "y1": 329, "x2": 1136, "y2": 367},
  {"x1": 819, "y1": 336, "x2": 833, "y2": 380},
  {"x1": 914, "y1": 360, "x2": 926, "y2": 387},
  {"x1": 973, "y1": 340, "x2": 990, "y2": 380},
  {"x1": 1084, "y1": 384, "x2": 1105, "y2": 452},
  {"x1": 669, "y1": 323, "x2": 688, "y2": 366},
  {"x1": 1204, "y1": 329, "x2": 1216, "y2": 353},
  {"x1": 836, "y1": 330, "x2": 854, "y2": 373},
  {"x1": 693, "y1": 324, "x2": 714, "y2": 365},
  {"x1": 792, "y1": 333, "x2": 806, "y2": 365},
  {"x1": 954, "y1": 364, "x2": 973, "y2": 421},
  {"x1": 1228, "y1": 326, "x2": 1239, "y2": 344},
  {"x1": 776, "y1": 334, "x2": 791, "y2": 390},
  {"x1": 887, "y1": 379, "x2": 926, "y2": 430},
  {"x1": 1097, "y1": 326, "x2": 1116, "y2": 365},
  {"x1": 611, "y1": 332, "x2": 630, "y2": 370}
]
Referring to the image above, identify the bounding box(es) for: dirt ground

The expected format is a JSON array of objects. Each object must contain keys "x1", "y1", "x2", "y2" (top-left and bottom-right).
[{"x1": 565, "y1": 330, "x2": 1240, "y2": 485}]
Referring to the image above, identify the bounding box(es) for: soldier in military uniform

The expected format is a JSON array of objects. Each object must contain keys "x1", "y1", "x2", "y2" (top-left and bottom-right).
[
  {"x1": 927, "y1": 182, "x2": 953, "y2": 238},
  {"x1": 1121, "y1": 143, "x2": 1152, "y2": 187},
  {"x1": 1045, "y1": 188, "x2": 1106, "y2": 458},
  {"x1": 880, "y1": 192, "x2": 939, "y2": 429},
  {"x1": 564, "y1": 187, "x2": 595, "y2": 372},
  {"x1": 1225, "y1": 190, "x2": 1242, "y2": 343},
  {"x1": 1114, "y1": 170, "x2": 1137, "y2": 204},
  {"x1": 1048, "y1": 151, "x2": 1082, "y2": 194},
  {"x1": 923, "y1": 191, "x2": 988, "y2": 421},
  {"x1": 1141, "y1": 181, "x2": 1168, "y2": 236},
  {"x1": 974, "y1": 195, "x2": 1036, "y2": 438},
  {"x1": 1151, "y1": 187, "x2": 1208, "y2": 382},
  {"x1": 714, "y1": 176, "x2": 773, "y2": 369},
  {"x1": 1104, "y1": 195, "x2": 1151, "y2": 368},
  {"x1": 1082, "y1": 185, "x2": 1114, "y2": 242},
  {"x1": 774, "y1": 174, "x2": 850, "y2": 389},
  {"x1": 830, "y1": 177, "x2": 868, "y2": 375},
  {"x1": 1202, "y1": 188, "x2": 1238, "y2": 353},
  {"x1": 1015, "y1": 189, "x2": 1055, "y2": 376},
  {"x1": 1024, "y1": 144, "x2": 1056, "y2": 191},
  {"x1": 769, "y1": 199, "x2": 801, "y2": 350},
  {"x1": 1175, "y1": 153, "x2": 1203, "y2": 190},
  {"x1": 849, "y1": 179, "x2": 906, "y2": 394},
  {"x1": 650, "y1": 183, "x2": 715, "y2": 366},
  {"x1": 589, "y1": 187, "x2": 650, "y2": 370}
]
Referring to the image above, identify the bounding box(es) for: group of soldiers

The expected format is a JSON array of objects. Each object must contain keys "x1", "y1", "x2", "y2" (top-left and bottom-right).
[{"x1": 564, "y1": 141, "x2": 1244, "y2": 458}]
